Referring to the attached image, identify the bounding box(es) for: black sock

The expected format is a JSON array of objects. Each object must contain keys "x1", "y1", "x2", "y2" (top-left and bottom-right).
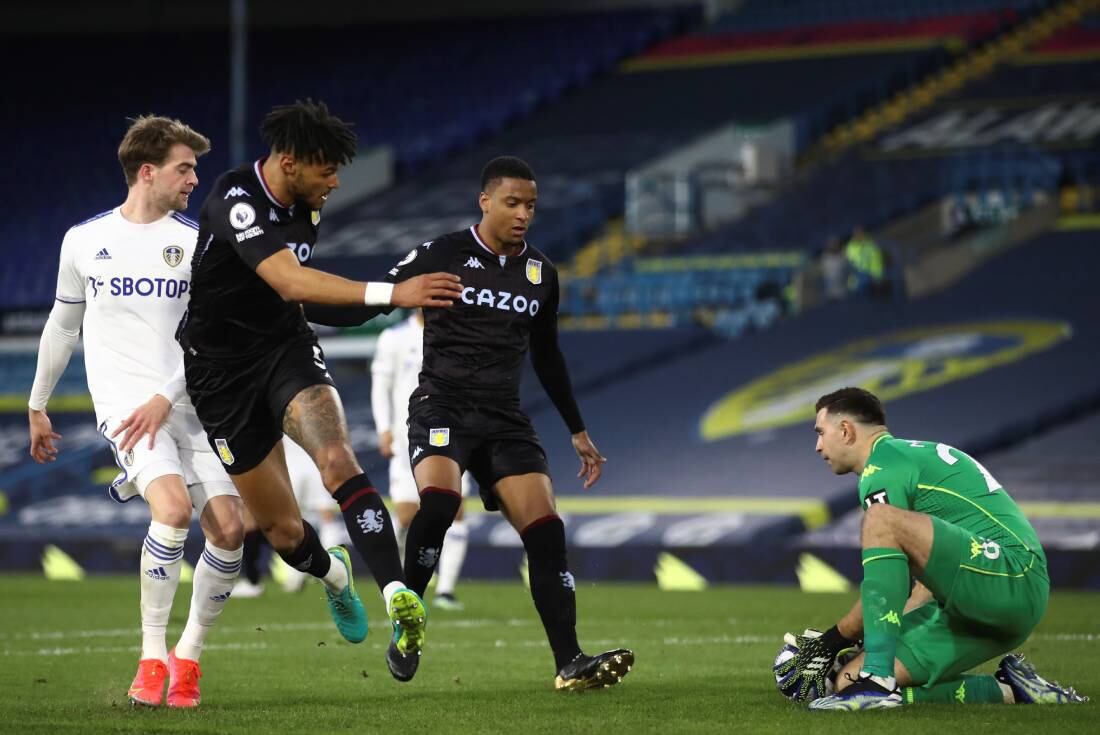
[
  {"x1": 522, "y1": 514, "x2": 581, "y2": 672},
  {"x1": 333, "y1": 473, "x2": 404, "y2": 592},
  {"x1": 403, "y1": 487, "x2": 462, "y2": 597},
  {"x1": 278, "y1": 520, "x2": 332, "y2": 578},
  {"x1": 241, "y1": 529, "x2": 266, "y2": 584}
]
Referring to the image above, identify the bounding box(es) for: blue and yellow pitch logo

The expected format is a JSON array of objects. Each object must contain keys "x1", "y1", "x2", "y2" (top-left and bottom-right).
[{"x1": 700, "y1": 320, "x2": 1071, "y2": 441}]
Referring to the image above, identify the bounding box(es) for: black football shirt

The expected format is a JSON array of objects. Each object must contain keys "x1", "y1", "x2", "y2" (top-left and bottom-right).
[
  {"x1": 387, "y1": 226, "x2": 560, "y2": 406},
  {"x1": 177, "y1": 159, "x2": 319, "y2": 360}
]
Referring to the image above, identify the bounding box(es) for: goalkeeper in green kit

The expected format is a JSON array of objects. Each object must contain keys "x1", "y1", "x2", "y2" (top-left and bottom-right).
[{"x1": 776, "y1": 387, "x2": 1088, "y2": 711}]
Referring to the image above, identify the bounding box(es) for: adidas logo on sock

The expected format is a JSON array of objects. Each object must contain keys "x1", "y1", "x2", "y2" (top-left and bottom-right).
[
  {"x1": 209, "y1": 591, "x2": 232, "y2": 602},
  {"x1": 145, "y1": 566, "x2": 169, "y2": 581},
  {"x1": 94, "y1": 248, "x2": 112, "y2": 260}
]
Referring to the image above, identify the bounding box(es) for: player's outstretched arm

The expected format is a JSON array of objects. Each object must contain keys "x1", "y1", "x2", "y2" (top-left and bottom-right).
[
  {"x1": 256, "y1": 249, "x2": 461, "y2": 308},
  {"x1": 27, "y1": 300, "x2": 85, "y2": 463}
]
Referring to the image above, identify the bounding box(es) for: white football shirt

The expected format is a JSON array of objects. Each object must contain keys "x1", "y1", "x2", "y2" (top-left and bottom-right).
[
  {"x1": 370, "y1": 315, "x2": 424, "y2": 451},
  {"x1": 55, "y1": 208, "x2": 200, "y2": 424}
]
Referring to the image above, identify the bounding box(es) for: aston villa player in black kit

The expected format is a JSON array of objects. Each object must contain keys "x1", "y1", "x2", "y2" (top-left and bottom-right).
[
  {"x1": 339, "y1": 156, "x2": 634, "y2": 689},
  {"x1": 177, "y1": 100, "x2": 462, "y2": 679}
]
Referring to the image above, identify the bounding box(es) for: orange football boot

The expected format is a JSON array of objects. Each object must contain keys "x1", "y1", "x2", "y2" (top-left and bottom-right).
[
  {"x1": 128, "y1": 658, "x2": 168, "y2": 707},
  {"x1": 166, "y1": 649, "x2": 202, "y2": 708}
]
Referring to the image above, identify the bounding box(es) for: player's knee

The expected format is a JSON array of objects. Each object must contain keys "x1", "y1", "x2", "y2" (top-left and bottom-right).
[
  {"x1": 152, "y1": 501, "x2": 192, "y2": 530},
  {"x1": 261, "y1": 518, "x2": 305, "y2": 554},
  {"x1": 206, "y1": 514, "x2": 245, "y2": 550},
  {"x1": 417, "y1": 488, "x2": 461, "y2": 531},
  {"x1": 312, "y1": 444, "x2": 360, "y2": 491}
]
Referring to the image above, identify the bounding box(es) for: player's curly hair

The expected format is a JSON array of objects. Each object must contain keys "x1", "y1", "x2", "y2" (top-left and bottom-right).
[
  {"x1": 261, "y1": 99, "x2": 357, "y2": 165},
  {"x1": 815, "y1": 387, "x2": 886, "y2": 425},
  {"x1": 481, "y1": 156, "x2": 536, "y2": 193},
  {"x1": 118, "y1": 115, "x2": 211, "y2": 186}
]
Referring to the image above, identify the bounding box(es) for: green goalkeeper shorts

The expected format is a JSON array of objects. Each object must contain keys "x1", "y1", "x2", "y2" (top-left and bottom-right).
[{"x1": 895, "y1": 516, "x2": 1049, "y2": 686}]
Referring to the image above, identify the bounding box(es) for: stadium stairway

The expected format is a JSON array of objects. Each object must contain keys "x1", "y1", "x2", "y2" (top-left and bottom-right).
[{"x1": 811, "y1": 0, "x2": 1100, "y2": 161}]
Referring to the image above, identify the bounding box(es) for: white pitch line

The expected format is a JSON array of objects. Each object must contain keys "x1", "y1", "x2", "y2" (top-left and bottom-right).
[
  {"x1": 4, "y1": 641, "x2": 269, "y2": 658},
  {"x1": 0, "y1": 618, "x2": 536, "y2": 643}
]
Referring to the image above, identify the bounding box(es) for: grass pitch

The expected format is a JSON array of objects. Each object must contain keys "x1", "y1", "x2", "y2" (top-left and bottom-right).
[{"x1": 0, "y1": 576, "x2": 1095, "y2": 734}]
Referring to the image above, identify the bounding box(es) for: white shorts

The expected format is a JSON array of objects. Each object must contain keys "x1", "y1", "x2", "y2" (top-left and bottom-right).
[
  {"x1": 388, "y1": 447, "x2": 472, "y2": 505},
  {"x1": 99, "y1": 408, "x2": 238, "y2": 516},
  {"x1": 282, "y1": 437, "x2": 332, "y2": 514}
]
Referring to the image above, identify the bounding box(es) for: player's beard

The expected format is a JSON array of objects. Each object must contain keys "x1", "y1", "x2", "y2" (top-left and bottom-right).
[{"x1": 155, "y1": 189, "x2": 188, "y2": 214}]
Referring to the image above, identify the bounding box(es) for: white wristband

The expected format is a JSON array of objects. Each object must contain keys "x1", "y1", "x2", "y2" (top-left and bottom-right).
[{"x1": 364, "y1": 282, "x2": 395, "y2": 306}]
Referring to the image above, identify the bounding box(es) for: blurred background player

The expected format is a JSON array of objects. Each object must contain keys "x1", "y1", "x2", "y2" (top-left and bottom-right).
[
  {"x1": 779, "y1": 387, "x2": 1087, "y2": 711},
  {"x1": 371, "y1": 308, "x2": 470, "y2": 611},
  {"x1": 27, "y1": 116, "x2": 244, "y2": 709}
]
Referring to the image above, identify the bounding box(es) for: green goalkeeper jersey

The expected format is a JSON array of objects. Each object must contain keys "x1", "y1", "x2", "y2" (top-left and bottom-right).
[{"x1": 857, "y1": 433, "x2": 1045, "y2": 564}]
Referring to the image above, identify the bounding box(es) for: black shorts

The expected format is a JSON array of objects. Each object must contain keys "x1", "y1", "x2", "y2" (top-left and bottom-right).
[
  {"x1": 185, "y1": 335, "x2": 336, "y2": 475},
  {"x1": 407, "y1": 396, "x2": 549, "y2": 511}
]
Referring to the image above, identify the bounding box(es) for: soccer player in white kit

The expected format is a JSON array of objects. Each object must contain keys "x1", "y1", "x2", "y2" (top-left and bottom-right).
[
  {"x1": 371, "y1": 309, "x2": 470, "y2": 610},
  {"x1": 27, "y1": 116, "x2": 244, "y2": 709}
]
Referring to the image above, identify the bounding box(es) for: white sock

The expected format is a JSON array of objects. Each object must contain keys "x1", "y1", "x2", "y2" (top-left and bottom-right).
[
  {"x1": 861, "y1": 671, "x2": 897, "y2": 692},
  {"x1": 435, "y1": 520, "x2": 467, "y2": 597},
  {"x1": 394, "y1": 522, "x2": 409, "y2": 566},
  {"x1": 320, "y1": 550, "x2": 349, "y2": 593},
  {"x1": 999, "y1": 681, "x2": 1015, "y2": 703},
  {"x1": 319, "y1": 518, "x2": 346, "y2": 550},
  {"x1": 175, "y1": 542, "x2": 242, "y2": 662},
  {"x1": 382, "y1": 580, "x2": 407, "y2": 611},
  {"x1": 140, "y1": 521, "x2": 188, "y2": 663}
]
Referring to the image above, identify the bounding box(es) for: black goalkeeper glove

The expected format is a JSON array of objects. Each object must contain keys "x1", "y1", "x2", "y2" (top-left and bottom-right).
[{"x1": 775, "y1": 625, "x2": 858, "y2": 702}]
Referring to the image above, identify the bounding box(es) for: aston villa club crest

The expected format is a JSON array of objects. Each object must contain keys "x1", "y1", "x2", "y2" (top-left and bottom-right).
[
  {"x1": 163, "y1": 246, "x2": 184, "y2": 267},
  {"x1": 215, "y1": 438, "x2": 235, "y2": 466},
  {"x1": 429, "y1": 428, "x2": 450, "y2": 447},
  {"x1": 526, "y1": 258, "x2": 543, "y2": 285}
]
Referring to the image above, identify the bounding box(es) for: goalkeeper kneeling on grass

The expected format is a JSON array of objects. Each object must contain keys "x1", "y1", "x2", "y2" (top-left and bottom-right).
[{"x1": 774, "y1": 388, "x2": 1088, "y2": 711}]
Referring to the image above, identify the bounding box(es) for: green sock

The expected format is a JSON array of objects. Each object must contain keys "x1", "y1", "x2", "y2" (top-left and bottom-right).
[
  {"x1": 860, "y1": 547, "x2": 909, "y2": 678},
  {"x1": 904, "y1": 675, "x2": 1006, "y2": 704}
]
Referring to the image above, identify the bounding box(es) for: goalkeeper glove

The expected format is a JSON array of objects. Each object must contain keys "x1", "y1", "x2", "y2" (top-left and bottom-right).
[{"x1": 775, "y1": 625, "x2": 858, "y2": 702}]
